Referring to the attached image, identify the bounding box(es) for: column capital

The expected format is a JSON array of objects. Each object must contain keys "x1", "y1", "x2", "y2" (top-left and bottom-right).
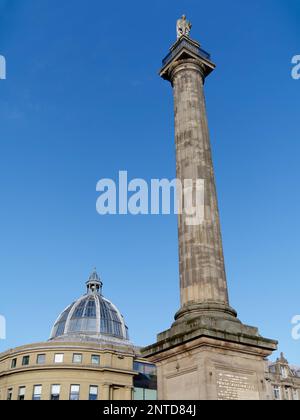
[
  {"x1": 167, "y1": 58, "x2": 208, "y2": 84},
  {"x1": 160, "y1": 36, "x2": 215, "y2": 82}
]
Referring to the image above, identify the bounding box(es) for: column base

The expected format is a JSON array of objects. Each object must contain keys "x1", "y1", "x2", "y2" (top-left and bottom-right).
[
  {"x1": 168, "y1": 301, "x2": 260, "y2": 340},
  {"x1": 175, "y1": 301, "x2": 238, "y2": 321},
  {"x1": 142, "y1": 305, "x2": 277, "y2": 400}
]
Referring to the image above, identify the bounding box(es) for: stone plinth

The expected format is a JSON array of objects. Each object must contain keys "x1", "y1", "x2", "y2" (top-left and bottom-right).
[
  {"x1": 142, "y1": 311, "x2": 277, "y2": 399},
  {"x1": 143, "y1": 331, "x2": 276, "y2": 400}
]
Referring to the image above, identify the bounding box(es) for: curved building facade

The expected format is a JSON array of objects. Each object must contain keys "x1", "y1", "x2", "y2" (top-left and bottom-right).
[{"x1": 0, "y1": 271, "x2": 157, "y2": 401}]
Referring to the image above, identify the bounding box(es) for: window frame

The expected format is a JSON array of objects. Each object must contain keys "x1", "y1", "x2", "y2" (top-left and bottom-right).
[
  {"x1": 18, "y1": 386, "x2": 26, "y2": 401},
  {"x1": 32, "y1": 385, "x2": 42, "y2": 401},
  {"x1": 22, "y1": 355, "x2": 30, "y2": 366},
  {"x1": 273, "y1": 385, "x2": 281, "y2": 400},
  {"x1": 7, "y1": 388, "x2": 13, "y2": 401},
  {"x1": 50, "y1": 384, "x2": 61, "y2": 401},
  {"x1": 280, "y1": 366, "x2": 288, "y2": 379},
  {"x1": 72, "y1": 353, "x2": 83, "y2": 364},
  {"x1": 91, "y1": 354, "x2": 100, "y2": 365},
  {"x1": 89, "y1": 385, "x2": 98, "y2": 401},
  {"x1": 36, "y1": 354, "x2": 46, "y2": 365},
  {"x1": 54, "y1": 353, "x2": 64, "y2": 364},
  {"x1": 69, "y1": 384, "x2": 80, "y2": 401}
]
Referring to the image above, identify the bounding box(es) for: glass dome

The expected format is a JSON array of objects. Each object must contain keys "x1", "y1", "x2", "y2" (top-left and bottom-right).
[{"x1": 49, "y1": 270, "x2": 129, "y2": 343}]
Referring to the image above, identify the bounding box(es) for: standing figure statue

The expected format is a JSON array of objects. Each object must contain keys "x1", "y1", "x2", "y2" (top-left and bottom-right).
[{"x1": 176, "y1": 15, "x2": 192, "y2": 39}]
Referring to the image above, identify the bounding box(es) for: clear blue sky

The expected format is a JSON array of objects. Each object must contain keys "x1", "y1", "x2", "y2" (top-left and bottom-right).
[{"x1": 0, "y1": 0, "x2": 299, "y2": 364}]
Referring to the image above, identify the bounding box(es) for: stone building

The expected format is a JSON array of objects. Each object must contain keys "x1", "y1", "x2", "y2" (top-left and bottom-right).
[
  {"x1": 0, "y1": 271, "x2": 157, "y2": 400},
  {"x1": 267, "y1": 353, "x2": 300, "y2": 400}
]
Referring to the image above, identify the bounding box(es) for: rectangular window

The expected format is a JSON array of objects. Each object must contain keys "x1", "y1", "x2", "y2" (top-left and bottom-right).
[
  {"x1": 54, "y1": 353, "x2": 64, "y2": 364},
  {"x1": 133, "y1": 361, "x2": 144, "y2": 373},
  {"x1": 36, "y1": 354, "x2": 46, "y2": 365},
  {"x1": 280, "y1": 366, "x2": 288, "y2": 379},
  {"x1": 273, "y1": 386, "x2": 281, "y2": 400},
  {"x1": 11, "y1": 358, "x2": 17, "y2": 369},
  {"x1": 72, "y1": 353, "x2": 82, "y2": 364},
  {"x1": 133, "y1": 361, "x2": 157, "y2": 396},
  {"x1": 69, "y1": 385, "x2": 80, "y2": 401},
  {"x1": 51, "y1": 385, "x2": 61, "y2": 400},
  {"x1": 89, "y1": 386, "x2": 98, "y2": 401},
  {"x1": 91, "y1": 355, "x2": 100, "y2": 365},
  {"x1": 33, "y1": 385, "x2": 42, "y2": 401},
  {"x1": 18, "y1": 387, "x2": 26, "y2": 401},
  {"x1": 22, "y1": 356, "x2": 30, "y2": 366},
  {"x1": 133, "y1": 387, "x2": 144, "y2": 400},
  {"x1": 7, "y1": 388, "x2": 13, "y2": 401},
  {"x1": 144, "y1": 388, "x2": 157, "y2": 400}
]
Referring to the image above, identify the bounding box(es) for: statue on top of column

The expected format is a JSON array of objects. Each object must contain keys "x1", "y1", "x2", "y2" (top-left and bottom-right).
[{"x1": 176, "y1": 15, "x2": 192, "y2": 39}]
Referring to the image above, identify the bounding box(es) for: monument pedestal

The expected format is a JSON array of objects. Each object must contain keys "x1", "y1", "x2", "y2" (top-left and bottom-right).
[{"x1": 142, "y1": 309, "x2": 277, "y2": 400}]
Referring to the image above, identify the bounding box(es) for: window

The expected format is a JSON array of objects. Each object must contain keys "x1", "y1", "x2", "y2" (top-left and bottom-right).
[
  {"x1": 280, "y1": 366, "x2": 288, "y2": 379},
  {"x1": 7, "y1": 388, "x2": 13, "y2": 401},
  {"x1": 144, "y1": 389, "x2": 157, "y2": 400},
  {"x1": 11, "y1": 358, "x2": 17, "y2": 369},
  {"x1": 89, "y1": 386, "x2": 98, "y2": 401},
  {"x1": 69, "y1": 385, "x2": 80, "y2": 401},
  {"x1": 99, "y1": 300, "x2": 124, "y2": 337},
  {"x1": 273, "y1": 386, "x2": 281, "y2": 400},
  {"x1": 50, "y1": 385, "x2": 60, "y2": 400},
  {"x1": 133, "y1": 387, "x2": 157, "y2": 400},
  {"x1": 22, "y1": 356, "x2": 30, "y2": 366},
  {"x1": 133, "y1": 362, "x2": 157, "y2": 400},
  {"x1": 133, "y1": 387, "x2": 144, "y2": 400},
  {"x1": 33, "y1": 385, "x2": 42, "y2": 401},
  {"x1": 37, "y1": 354, "x2": 46, "y2": 365},
  {"x1": 72, "y1": 353, "x2": 82, "y2": 364},
  {"x1": 91, "y1": 355, "x2": 100, "y2": 365},
  {"x1": 85, "y1": 299, "x2": 96, "y2": 316},
  {"x1": 18, "y1": 387, "x2": 26, "y2": 401},
  {"x1": 54, "y1": 353, "x2": 64, "y2": 364},
  {"x1": 51, "y1": 305, "x2": 72, "y2": 339}
]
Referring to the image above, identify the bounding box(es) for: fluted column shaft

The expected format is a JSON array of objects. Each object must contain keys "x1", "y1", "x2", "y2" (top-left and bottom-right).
[{"x1": 170, "y1": 59, "x2": 229, "y2": 309}]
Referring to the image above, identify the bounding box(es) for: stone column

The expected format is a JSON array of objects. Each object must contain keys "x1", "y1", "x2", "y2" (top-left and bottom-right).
[
  {"x1": 171, "y1": 58, "x2": 229, "y2": 310},
  {"x1": 141, "y1": 28, "x2": 277, "y2": 403},
  {"x1": 124, "y1": 386, "x2": 133, "y2": 400},
  {"x1": 101, "y1": 383, "x2": 111, "y2": 400},
  {"x1": 159, "y1": 37, "x2": 237, "y2": 322}
]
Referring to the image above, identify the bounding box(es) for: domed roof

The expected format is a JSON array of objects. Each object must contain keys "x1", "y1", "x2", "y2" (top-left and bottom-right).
[{"x1": 49, "y1": 270, "x2": 129, "y2": 344}]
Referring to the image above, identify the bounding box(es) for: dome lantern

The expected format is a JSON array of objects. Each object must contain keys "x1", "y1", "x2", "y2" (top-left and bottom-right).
[{"x1": 86, "y1": 268, "x2": 103, "y2": 295}]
